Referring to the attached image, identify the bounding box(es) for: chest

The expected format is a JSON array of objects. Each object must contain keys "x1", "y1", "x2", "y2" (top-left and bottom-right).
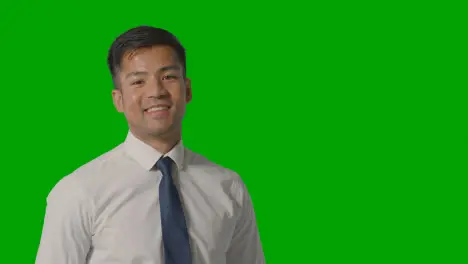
[{"x1": 90, "y1": 174, "x2": 239, "y2": 263}]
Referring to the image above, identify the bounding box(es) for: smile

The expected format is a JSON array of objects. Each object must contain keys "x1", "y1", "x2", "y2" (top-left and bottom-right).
[{"x1": 146, "y1": 106, "x2": 170, "y2": 112}]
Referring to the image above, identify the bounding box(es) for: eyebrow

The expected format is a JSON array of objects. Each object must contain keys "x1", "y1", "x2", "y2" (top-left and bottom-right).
[{"x1": 125, "y1": 65, "x2": 181, "y2": 79}]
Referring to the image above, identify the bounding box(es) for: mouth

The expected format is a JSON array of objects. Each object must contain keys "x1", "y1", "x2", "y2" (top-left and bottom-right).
[
  {"x1": 145, "y1": 105, "x2": 171, "y2": 112},
  {"x1": 144, "y1": 104, "x2": 172, "y2": 118}
]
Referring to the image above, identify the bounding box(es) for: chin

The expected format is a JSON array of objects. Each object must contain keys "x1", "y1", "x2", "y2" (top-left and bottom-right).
[{"x1": 147, "y1": 125, "x2": 174, "y2": 137}]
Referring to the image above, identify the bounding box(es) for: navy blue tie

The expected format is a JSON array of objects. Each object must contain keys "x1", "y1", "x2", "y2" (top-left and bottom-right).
[{"x1": 157, "y1": 156, "x2": 192, "y2": 264}]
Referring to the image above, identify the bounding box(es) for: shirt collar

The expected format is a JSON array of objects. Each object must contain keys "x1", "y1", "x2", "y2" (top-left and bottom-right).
[{"x1": 123, "y1": 131, "x2": 185, "y2": 171}]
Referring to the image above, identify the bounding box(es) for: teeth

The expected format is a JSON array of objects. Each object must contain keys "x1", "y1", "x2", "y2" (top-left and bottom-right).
[{"x1": 147, "y1": 106, "x2": 169, "y2": 112}]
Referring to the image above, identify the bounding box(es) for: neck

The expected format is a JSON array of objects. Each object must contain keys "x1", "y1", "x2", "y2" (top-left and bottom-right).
[{"x1": 131, "y1": 129, "x2": 181, "y2": 154}]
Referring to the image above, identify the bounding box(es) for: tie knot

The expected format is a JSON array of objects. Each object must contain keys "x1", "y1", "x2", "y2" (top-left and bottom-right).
[{"x1": 156, "y1": 156, "x2": 173, "y2": 171}]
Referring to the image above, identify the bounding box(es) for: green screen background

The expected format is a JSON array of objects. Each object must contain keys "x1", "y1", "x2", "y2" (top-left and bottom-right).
[{"x1": 0, "y1": 1, "x2": 464, "y2": 263}]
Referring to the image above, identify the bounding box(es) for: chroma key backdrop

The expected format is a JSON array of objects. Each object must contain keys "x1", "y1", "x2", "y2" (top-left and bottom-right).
[{"x1": 0, "y1": 1, "x2": 464, "y2": 263}]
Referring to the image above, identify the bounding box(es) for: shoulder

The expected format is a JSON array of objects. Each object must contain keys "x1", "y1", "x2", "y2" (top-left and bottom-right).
[
  {"x1": 185, "y1": 148, "x2": 242, "y2": 181},
  {"x1": 184, "y1": 148, "x2": 250, "y2": 204},
  {"x1": 46, "y1": 144, "x2": 126, "y2": 203}
]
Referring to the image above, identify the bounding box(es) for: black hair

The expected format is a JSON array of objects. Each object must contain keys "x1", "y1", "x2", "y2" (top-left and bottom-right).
[{"x1": 107, "y1": 26, "x2": 186, "y2": 88}]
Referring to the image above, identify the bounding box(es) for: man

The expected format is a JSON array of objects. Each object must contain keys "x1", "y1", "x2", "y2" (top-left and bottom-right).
[{"x1": 35, "y1": 26, "x2": 265, "y2": 264}]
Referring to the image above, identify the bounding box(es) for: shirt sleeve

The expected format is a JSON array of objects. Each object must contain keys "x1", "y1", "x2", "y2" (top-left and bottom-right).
[
  {"x1": 226, "y1": 179, "x2": 266, "y2": 264},
  {"x1": 35, "y1": 176, "x2": 93, "y2": 264}
]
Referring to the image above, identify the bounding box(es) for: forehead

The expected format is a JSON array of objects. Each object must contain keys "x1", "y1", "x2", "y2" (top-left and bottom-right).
[{"x1": 120, "y1": 46, "x2": 180, "y2": 72}]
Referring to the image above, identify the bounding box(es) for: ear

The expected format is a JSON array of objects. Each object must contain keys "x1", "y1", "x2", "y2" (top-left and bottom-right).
[
  {"x1": 184, "y1": 78, "x2": 192, "y2": 103},
  {"x1": 111, "y1": 89, "x2": 124, "y2": 113}
]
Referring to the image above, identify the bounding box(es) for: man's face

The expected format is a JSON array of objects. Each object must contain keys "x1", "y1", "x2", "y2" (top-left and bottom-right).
[{"x1": 112, "y1": 46, "x2": 192, "y2": 139}]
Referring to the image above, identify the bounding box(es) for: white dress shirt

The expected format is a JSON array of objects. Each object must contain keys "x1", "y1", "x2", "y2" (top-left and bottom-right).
[{"x1": 35, "y1": 131, "x2": 265, "y2": 264}]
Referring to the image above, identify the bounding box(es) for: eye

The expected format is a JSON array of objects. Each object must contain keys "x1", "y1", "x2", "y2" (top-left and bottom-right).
[
  {"x1": 131, "y1": 80, "x2": 145, "y2": 85},
  {"x1": 162, "y1": 75, "x2": 178, "y2": 80}
]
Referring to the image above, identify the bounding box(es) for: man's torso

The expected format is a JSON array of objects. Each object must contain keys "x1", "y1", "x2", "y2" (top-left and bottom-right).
[{"x1": 55, "y1": 139, "x2": 245, "y2": 264}]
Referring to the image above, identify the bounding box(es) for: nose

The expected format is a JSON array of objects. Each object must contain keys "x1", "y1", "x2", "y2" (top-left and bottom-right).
[{"x1": 146, "y1": 78, "x2": 168, "y2": 98}]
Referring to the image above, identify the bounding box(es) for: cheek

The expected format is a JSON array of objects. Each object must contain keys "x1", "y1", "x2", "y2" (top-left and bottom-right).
[
  {"x1": 123, "y1": 93, "x2": 142, "y2": 114},
  {"x1": 170, "y1": 85, "x2": 185, "y2": 101}
]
